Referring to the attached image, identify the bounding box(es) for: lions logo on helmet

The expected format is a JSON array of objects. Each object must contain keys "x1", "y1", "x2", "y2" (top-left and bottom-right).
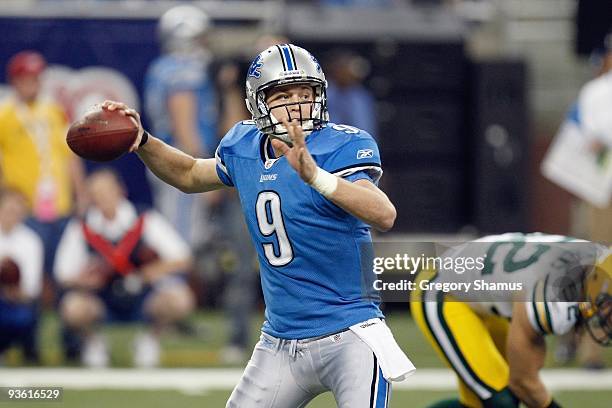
[
  {"x1": 310, "y1": 53, "x2": 322, "y2": 73},
  {"x1": 580, "y1": 249, "x2": 612, "y2": 346},
  {"x1": 245, "y1": 44, "x2": 329, "y2": 144},
  {"x1": 248, "y1": 55, "x2": 263, "y2": 79}
]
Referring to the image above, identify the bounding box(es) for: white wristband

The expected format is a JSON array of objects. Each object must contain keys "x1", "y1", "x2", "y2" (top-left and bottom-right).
[{"x1": 309, "y1": 167, "x2": 338, "y2": 198}]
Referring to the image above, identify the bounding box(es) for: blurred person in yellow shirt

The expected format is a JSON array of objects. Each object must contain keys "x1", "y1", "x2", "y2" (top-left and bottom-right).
[{"x1": 0, "y1": 50, "x2": 85, "y2": 276}]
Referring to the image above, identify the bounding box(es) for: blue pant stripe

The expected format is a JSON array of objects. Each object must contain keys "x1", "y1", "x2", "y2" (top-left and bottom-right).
[{"x1": 375, "y1": 367, "x2": 388, "y2": 408}]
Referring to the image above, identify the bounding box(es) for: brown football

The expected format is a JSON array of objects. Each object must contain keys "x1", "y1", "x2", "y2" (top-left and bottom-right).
[{"x1": 66, "y1": 106, "x2": 138, "y2": 162}]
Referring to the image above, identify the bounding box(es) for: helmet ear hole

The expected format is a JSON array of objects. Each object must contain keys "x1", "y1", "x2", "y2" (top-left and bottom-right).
[{"x1": 256, "y1": 93, "x2": 269, "y2": 115}]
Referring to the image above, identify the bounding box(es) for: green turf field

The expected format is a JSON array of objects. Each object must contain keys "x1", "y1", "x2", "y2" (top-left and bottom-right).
[
  {"x1": 6, "y1": 310, "x2": 611, "y2": 368},
  {"x1": 2, "y1": 310, "x2": 611, "y2": 407}
]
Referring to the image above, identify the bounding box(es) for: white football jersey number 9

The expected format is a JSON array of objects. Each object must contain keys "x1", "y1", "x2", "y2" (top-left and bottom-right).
[{"x1": 256, "y1": 191, "x2": 293, "y2": 266}]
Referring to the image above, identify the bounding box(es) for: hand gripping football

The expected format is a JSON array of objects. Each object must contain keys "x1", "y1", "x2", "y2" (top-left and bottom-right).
[{"x1": 66, "y1": 106, "x2": 138, "y2": 162}]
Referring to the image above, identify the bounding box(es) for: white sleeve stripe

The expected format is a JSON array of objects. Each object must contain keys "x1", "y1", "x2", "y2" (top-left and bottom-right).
[
  {"x1": 333, "y1": 165, "x2": 383, "y2": 183},
  {"x1": 332, "y1": 165, "x2": 381, "y2": 176},
  {"x1": 215, "y1": 148, "x2": 230, "y2": 176}
]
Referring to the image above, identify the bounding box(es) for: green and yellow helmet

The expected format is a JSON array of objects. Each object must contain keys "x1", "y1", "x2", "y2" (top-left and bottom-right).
[{"x1": 580, "y1": 249, "x2": 612, "y2": 346}]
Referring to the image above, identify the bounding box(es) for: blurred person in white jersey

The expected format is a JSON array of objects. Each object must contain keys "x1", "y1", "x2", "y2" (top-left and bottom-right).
[
  {"x1": 54, "y1": 169, "x2": 194, "y2": 368},
  {"x1": 0, "y1": 188, "x2": 44, "y2": 364}
]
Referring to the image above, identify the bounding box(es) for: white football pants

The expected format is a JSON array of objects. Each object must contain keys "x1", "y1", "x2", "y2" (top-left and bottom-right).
[{"x1": 226, "y1": 329, "x2": 390, "y2": 408}]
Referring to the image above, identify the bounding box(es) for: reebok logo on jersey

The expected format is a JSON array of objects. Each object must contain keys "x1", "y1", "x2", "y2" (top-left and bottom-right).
[
  {"x1": 359, "y1": 321, "x2": 377, "y2": 329},
  {"x1": 356, "y1": 149, "x2": 374, "y2": 159},
  {"x1": 260, "y1": 174, "x2": 278, "y2": 182}
]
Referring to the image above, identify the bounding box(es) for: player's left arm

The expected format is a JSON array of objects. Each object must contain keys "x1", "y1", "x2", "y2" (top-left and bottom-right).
[
  {"x1": 327, "y1": 177, "x2": 395, "y2": 232},
  {"x1": 507, "y1": 302, "x2": 555, "y2": 408},
  {"x1": 273, "y1": 119, "x2": 396, "y2": 232}
]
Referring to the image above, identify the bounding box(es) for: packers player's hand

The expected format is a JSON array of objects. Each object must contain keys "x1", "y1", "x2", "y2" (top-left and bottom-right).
[{"x1": 272, "y1": 119, "x2": 317, "y2": 184}]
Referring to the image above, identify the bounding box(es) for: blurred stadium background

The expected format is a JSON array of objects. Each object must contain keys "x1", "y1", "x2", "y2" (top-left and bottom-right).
[{"x1": 0, "y1": 0, "x2": 611, "y2": 407}]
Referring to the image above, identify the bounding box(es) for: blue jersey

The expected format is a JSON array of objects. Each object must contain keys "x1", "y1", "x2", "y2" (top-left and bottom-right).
[
  {"x1": 215, "y1": 121, "x2": 384, "y2": 339},
  {"x1": 144, "y1": 53, "x2": 218, "y2": 153}
]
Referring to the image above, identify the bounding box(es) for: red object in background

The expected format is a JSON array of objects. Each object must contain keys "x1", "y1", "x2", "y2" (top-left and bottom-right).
[
  {"x1": 0, "y1": 258, "x2": 21, "y2": 286},
  {"x1": 7, "y1": 50, "x2": 46, "y2": 80},
  {"x1": 66, "y1": 106, "x2": 138, "y2": 162},
  {"x1": 81, "y1": 215, "x2": 150, "y2": 276}
]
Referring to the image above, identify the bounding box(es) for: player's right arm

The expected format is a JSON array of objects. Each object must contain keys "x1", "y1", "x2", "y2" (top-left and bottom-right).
[
  {"x1": 102, "y1": 101, "x2": 226, "y2": 193},
  {"x1": 137, "y1": 136, "x2": 225, "y2": 193},
  {"x1": 507, "y1": 302, "x2": 554, "y2": 408}
]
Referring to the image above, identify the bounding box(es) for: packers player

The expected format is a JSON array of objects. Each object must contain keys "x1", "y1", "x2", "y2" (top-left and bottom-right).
[{"x1": 410, "y1": 233, "x2": 611, "y2": 408}]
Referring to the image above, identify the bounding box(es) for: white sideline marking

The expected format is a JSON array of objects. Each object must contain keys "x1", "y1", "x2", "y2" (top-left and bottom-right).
[{"x1": 0, "y1": 368, "x2": 611, "y2": 391}]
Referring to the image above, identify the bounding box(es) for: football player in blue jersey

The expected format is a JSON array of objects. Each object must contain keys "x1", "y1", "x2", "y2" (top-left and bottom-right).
[
  {"x1": 143, "y1": 4, "x2": 217, "y2": 247},
  {"x1": 103, "y1": 43, "x2": 414, "y2": 407}
]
